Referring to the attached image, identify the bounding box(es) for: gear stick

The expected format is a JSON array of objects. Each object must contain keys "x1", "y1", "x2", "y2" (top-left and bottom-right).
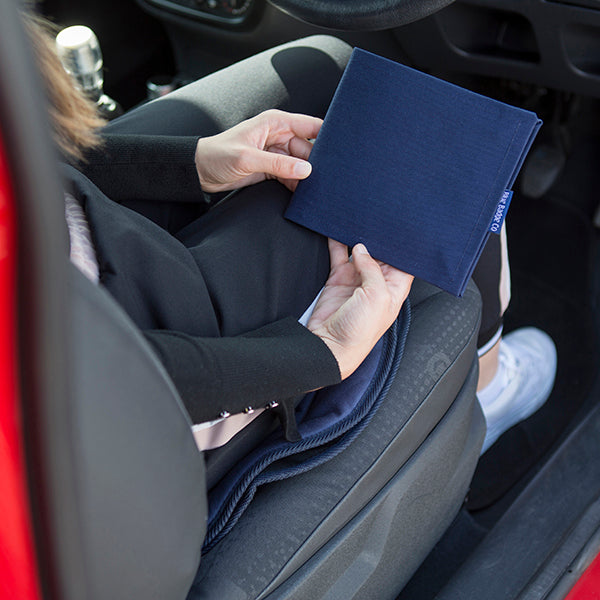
[{"x1": 55, "y1": 25, "x2": 123, "y2": 120}]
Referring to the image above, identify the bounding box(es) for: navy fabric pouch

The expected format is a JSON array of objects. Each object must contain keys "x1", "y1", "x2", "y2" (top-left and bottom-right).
[
  {"x1": 285, "y1": 48, "x2": 542, "y2": 297},
  {"x1": 203, "y1": 304, "x2": 410, "y2": 553}
]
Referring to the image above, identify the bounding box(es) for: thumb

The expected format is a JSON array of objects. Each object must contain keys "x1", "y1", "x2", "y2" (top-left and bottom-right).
[
  {"x1": 351, "y1": 244, "x2": 386, "y2": 290},
  {"x1": 246, "y1": 148, "x2": 312, "y2": 180}
]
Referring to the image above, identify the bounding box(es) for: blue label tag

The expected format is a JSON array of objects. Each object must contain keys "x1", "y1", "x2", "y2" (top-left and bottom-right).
[{"x1": 489, "y1": 190, "x2": 513, "y2": 234}]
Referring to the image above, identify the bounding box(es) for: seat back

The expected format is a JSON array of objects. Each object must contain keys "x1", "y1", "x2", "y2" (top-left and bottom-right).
[{"x1": 68, "y1": 266, "x2": 207, "y2": 600}]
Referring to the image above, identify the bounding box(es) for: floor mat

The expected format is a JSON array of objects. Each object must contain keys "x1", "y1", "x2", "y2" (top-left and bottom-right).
[
  {"x1": 397, "y1": 509, "x2": 488, "y2": 600},
  {"x1": 467, "y1": 139, "x2": 600, "y2": 510}
]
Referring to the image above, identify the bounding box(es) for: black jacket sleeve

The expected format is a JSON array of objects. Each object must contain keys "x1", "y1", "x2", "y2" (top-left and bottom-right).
[
  {"x1": 69, "y1": 143, "x2": 341, "y2": 439},
  {"x1": 143, "y1": 317, "x2": 341, "y2": 426},
  {"x1": 80, "y1": 134, "x2": 204, "y2": 204}
]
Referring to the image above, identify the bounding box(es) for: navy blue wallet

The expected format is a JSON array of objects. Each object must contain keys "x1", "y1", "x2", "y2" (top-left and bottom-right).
[{"x1": 285, "y1": 48, "x2": 542, "y2": 296}]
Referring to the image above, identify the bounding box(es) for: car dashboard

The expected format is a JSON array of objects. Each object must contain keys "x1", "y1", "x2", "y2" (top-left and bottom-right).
[
  {"x1": 140, "y1": 0, "x2": 260, "y2": 27},
  {"x1": 132, "y1": 0, "x2": 600, "y2": 100}
]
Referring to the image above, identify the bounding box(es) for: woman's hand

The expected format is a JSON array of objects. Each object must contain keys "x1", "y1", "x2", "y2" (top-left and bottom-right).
[
  {"x1": 308, "y1": 240, "x2": 413, "y2": 380},
  {"x1": 194, "y1": 109, "x2": 322, "y2": 193}
]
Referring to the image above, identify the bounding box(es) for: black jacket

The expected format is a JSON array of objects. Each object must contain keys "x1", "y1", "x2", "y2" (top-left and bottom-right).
[{"x1": 64, "y1": 134, "x2": 340, "y2": 427}]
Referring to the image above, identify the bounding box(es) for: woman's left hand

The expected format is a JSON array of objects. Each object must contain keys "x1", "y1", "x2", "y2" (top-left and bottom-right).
[
  {"x1": 308, "y1": 240, "x2": 414, "y2": 380},
  {"x1": 194, "y1": 109, "x2": 322, "y2": 193}
]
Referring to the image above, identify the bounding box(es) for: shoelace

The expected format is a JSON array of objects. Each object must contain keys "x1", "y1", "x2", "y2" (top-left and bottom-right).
[{"x1": 497, "y1": 342, "x2": 521, "y2": 393}]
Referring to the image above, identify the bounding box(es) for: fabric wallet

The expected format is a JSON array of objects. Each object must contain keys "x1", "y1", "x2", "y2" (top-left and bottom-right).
[{"x1": 285, "y1": 48, "x2": 542, "y2": 296}]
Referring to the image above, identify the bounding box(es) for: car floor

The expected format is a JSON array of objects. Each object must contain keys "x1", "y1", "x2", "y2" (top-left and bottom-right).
[{"x1": 398, "y1": 93, "x2": 600, "y2": 598}]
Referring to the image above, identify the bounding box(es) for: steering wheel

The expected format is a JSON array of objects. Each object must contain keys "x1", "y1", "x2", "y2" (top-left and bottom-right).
[{"x1": 267, "y1": 0, "x2": 456, "y2": 30}]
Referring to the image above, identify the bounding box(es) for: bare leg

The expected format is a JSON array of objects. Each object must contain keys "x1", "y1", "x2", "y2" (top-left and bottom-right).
[{"x1": 477, "y1": 338, "x2": 501, "y2": 391}]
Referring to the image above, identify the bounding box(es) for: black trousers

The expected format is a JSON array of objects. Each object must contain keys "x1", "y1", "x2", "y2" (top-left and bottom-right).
[{"x1": 105, "y1": 34, "x2": 504, "y2": 347}]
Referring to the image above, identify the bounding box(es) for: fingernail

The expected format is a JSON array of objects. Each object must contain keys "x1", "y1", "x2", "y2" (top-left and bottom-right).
[
  {"x1": 294, "y1": 161, "x2": 312, "y2": 178},
  {"x1": 354, "y1": 243, "x2": 369, "y2": 255}
]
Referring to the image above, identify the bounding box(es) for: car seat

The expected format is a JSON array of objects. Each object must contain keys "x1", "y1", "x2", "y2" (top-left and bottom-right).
[{"x1": 67, "y1": 264, "x2": 483, "y2": 600}]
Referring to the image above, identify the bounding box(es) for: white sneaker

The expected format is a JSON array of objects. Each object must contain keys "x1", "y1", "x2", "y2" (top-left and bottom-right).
[{"x1": 478, "y1": 327, "x2": 557, "y2": 454}]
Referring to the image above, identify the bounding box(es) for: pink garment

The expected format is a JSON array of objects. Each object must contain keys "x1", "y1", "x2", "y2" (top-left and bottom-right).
[{"x1": 64, "y1": 192, "x2": 99, "y2": 283}]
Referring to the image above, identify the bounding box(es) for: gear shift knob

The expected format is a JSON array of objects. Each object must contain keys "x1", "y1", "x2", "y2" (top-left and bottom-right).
[
  {"x1": 55, "y1": 25, "x2": 123, "y2": 119},
  {"x1": 56, "y1": 25, "x2": 103, "y2": 101}
]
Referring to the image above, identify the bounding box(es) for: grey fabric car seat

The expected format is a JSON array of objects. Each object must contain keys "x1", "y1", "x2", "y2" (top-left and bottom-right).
[
  {"x1": 68, "y1": 266, "x2": 207, "y2": 600},
  {"x1": 68, "y1": 262, "x2": 483, "y2": 600},
  {"x1": 189, "y1": 279, "x2": 483, "y2": 600}
]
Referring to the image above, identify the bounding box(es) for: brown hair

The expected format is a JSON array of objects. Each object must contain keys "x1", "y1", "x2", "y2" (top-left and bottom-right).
[{"x1": 21, "y1": 11, "x2": 106, "y2": 162}]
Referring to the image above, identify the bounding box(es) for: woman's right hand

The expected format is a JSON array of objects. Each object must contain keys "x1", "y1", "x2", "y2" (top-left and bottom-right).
[{"x1": 194, "y1": 109, "x2": 322, "y2": 193}]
